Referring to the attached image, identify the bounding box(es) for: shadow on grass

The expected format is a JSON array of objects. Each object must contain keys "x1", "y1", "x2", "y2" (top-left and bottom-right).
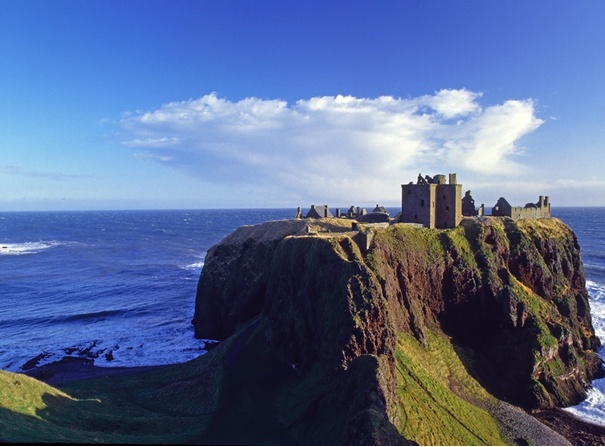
[
  {"x1": 2, "y1": 316, "x2": 407, "y2": 445},
  {"x1": 1, "y1": 318, "x2": 313, "y2": 445},
  {"x1": 1, "y1": 364, "x2": 215, "y2": 444}
]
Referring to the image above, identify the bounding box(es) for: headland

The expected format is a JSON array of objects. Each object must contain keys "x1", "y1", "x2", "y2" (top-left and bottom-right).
[{"x1": 1, "y1": 175, "x2": 603, "y2": 444}]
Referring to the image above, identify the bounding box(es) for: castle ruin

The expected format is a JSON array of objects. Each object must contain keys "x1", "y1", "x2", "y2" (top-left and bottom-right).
[
  {"x1": 492, "y1": 196, "x2": 551, "y2": 220},
  {"x1": 399, "y1": 173, "x2": 550, "y2": 227},
  {"x1": 296, "y1": 172, "x2": 551, "y2": 228},
  {"x1": 462, "y1": 190, "x2": 485, "y2": 217},
  {"x1": 400, "y1": 173, "x2": 462, "y2": 229}
]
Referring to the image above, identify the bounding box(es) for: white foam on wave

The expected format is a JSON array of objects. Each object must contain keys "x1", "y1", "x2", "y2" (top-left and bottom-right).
[
  {"x1": 185, "y1": 260, "x2": 205, "y2": 270},
  {"x1": 92, "y1": 332, "x2": 213, "y2": 369},
  {"x1": 564, "y1": 280, "x2": 605, "y2": 426},
  {"x1": 0, "y1": 321, "x2": 214, "y2": 372},
  {"x1": 182, "y1": 252, "x2": 206, "y2": 271},
  {"x1": 587, "y1": 280, "x2": 605, "y2": 340},
  {"x1": 564, "y1": 379, "x2": 605, "y2": 427},
  {"x1": 0, "y1": 241, "x2": 60, "y2": 256}
]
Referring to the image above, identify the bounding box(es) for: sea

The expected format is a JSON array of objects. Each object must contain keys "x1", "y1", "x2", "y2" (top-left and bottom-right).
[{"x1": 0, "y1": 207, "x2": 604, "y2": 425}]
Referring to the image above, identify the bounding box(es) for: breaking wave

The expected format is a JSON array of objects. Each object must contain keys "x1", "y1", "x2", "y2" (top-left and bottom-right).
[
  {"x1": 564, "y1": 280, "x2": 605, "y2": 426},
  {"x1": 0, "y1": 241, "x2": 61, "y2": 256}
]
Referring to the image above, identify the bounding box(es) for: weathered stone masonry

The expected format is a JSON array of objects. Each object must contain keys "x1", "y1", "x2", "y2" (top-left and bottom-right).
[
  {"x1": 400, "y1": 173, "x2": 462, "y2": 229},
  {"x1": 492, "y1": 196, "x2": 551, "y2": 220}
]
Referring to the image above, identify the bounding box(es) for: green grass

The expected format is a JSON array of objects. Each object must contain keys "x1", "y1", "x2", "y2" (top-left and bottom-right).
[
  {"x1": 0, "y1": 329, "x2": 510, "y2": 445},
  {"x1": 1, "y1": 355, "x2": 231, "y2": 443},
  {"x1": 393, "y1": 331, "x2": 506, "y2": 446},
  {"x1": 442, "y1": 225, "x2": 480, "y2": 269},
  {"x1": 0, "y1": 335, "x2": 231, "y2": 444},
  {"x1": 377, "y1": 224, "x2": 446, "y2": 260},
  {"x1": 0, "y1": 317, "x2": 386, "y2": 445}
]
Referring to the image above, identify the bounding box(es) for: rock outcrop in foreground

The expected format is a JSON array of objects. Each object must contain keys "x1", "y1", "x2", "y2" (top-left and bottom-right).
[{"x1": 192, "y1": 217, "x2": 603, "y2": 445}]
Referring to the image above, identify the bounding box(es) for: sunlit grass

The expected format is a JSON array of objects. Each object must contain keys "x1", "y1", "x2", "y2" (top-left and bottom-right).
[{"x1": 393, "y1": 331, "x2": 506, "y2": 446}]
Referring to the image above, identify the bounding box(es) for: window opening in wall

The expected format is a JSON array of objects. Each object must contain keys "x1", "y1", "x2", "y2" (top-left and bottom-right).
[{"x1": 420, "y1": 200, "x2": 425, "y2": 207}]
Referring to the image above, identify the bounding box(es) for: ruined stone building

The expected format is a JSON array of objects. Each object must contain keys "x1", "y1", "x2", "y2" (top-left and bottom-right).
[
  {"x1": 357, "y1": 205, "x2": 390, "y2": 223},
  {"x1": 297, "y1": 173, "x2": 550, "y2": 228},
  {"x1": 492, "y1": 196, "x2": 551, "y2": 220},
  {"x1": 462, "y1": 190, "x2": 485, "y2": 217},
  {"x1": 296, "y1": 205, "x2": 370, "y2": 220},
  {"x1": 400, "y1": 173, "x2": 462, "y2": 229},
  {"x1": 303, "y1": 205, "x2": 333, "y2": 219}
]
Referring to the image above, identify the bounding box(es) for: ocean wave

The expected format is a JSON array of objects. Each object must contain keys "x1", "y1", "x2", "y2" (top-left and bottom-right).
[
  {"x1": 182, "y1": 253, "x2": 206, "y2": 271},
  {"x1": 587, "y1": 280, "x2": 605, "y2": 300},
  {"x1": 62, "y1": 309, "x2": 129, "y2": 323},
  {"x1": 566, "y1": 279, "x2": 605, "y2": 427},
  {"x1": 0, "y1": 241, "x2": 61, "y2": 256},
  {"x1": 2, "y1": 332, "x2": 215, "y2": 372},
  {"x1": 184, "y1": 260, "x2": 205, "y2": 270},
  {"x1": 564, "y1": 378, "x2": 605, "y2": 427}
]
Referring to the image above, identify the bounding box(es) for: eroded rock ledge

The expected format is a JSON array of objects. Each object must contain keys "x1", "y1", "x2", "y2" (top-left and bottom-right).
[{"x1": 193, "y1": 216, "x2": 603, "y2": 444}]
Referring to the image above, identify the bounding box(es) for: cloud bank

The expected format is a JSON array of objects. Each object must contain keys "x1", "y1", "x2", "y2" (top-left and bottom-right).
[{"x1": 119, "y1": 89, "x2": 543, "y2": 204}]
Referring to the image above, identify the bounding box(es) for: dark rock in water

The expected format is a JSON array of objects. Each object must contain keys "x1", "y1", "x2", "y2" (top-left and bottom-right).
[
  {"x1": 192, "y1": 216, "x2": 603, "y2": 444},
  {"x1": 21, "y1": 352, "x2": 52, "y2": 371}
]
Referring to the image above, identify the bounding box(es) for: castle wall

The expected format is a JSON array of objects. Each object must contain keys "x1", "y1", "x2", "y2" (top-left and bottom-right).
[
  {"x1": 493, "y1": 196, "x2": 551, "y2": 220},
  {"x1": 435, "y1": 183, "x2": 462, "y2": 229},
  {"x1": 401, "y1": 184, "x2": 436, "y2": 228},
  {"x1": 509, "y1": 205, "x2": 551, "y2": 220},
  {"x1": 401, "y1": 173, "x2": 462, "y2": 229}
]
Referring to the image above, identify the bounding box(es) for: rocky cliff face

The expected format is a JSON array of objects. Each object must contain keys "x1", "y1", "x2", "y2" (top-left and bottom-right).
[{"x1": 192, "y1": 216, "x2": 603, "y2": 444}]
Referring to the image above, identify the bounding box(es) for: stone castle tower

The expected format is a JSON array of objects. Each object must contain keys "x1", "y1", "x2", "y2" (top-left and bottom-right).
[{"x1": 400, "y1": 173, "x2": 462, "y2": 229}]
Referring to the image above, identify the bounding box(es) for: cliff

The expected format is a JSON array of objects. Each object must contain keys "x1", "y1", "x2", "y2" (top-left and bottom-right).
[{"x1": 192, "y1": 216, "x2": 603, "y2": 444}]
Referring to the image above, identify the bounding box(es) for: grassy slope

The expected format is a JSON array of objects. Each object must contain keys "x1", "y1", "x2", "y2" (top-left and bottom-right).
[
  {"x1": 0, "y1": 358, "x2": 219, "y2": 444},
  {"x1": 0, "y1": 336, "x2": 509, "y2": 445},
  {"x1": 394, "y1": 331, "x2": 506, "y2": 445},
  {"x1": 0, "y1": 319, "x2": 399, "y2": 445}
]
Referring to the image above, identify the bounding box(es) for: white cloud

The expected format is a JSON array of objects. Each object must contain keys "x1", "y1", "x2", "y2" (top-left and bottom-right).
[
  {"x1": 118, "y1": 90, "x2": 544, "y2": 205},
  {"x1": 0, "y1": 165, "x2": 89, "y2": 180},
  {"x1": 418, "y1": 88, "x2": 482, "y2": 119},
  {"x1": 555, "y1": 177, "x2": 605, "y2": 189},
  {"x1": 438, "y1": 99, "x2": 544, "y2": 174}
]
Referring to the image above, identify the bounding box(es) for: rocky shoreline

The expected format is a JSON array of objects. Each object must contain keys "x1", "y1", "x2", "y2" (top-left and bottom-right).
[
  {"x1": 534, "y1": 407, "x2": 605, "y2": 446},
  {"x1": 488, "y1": 400, "x2": 571, "y2": 445},
  {"x1": 20, "y1": 356, "x2": 605, "y2": 445},
  {"x1": 22, "y1": 356, "x2": 171, "y2": 386}
]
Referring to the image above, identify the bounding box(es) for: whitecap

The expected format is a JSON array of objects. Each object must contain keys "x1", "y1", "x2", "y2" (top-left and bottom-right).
[
  {"x1": 564, "y1": 378, "x2": 605, "y2": 427},
  {"x1": 566, "y1": 280, "x2": 605, "y2": 425},
  {"x1": 0, "y1": 241, "x2": 60, "y2": 256},
  {"x1": 182, "y1": 252, "x2": 206, "y2": 271},
  {"x1": 586, "y1": 281, "x2": 605, "y2": 342},
  {"x1": 184, "y1": 260, "x2": 205, "y2": 270}
]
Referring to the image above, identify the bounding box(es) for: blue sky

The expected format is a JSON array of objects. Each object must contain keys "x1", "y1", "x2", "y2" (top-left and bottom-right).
[{"x1": 1, "y1": 0, "x2": 604, "y2": 210}]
